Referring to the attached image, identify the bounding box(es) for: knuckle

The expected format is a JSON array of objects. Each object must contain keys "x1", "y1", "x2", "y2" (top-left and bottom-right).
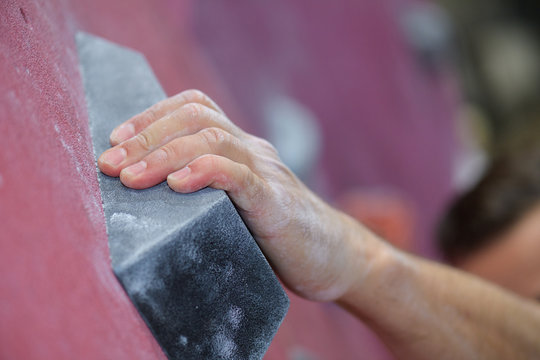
[
  {"x1": 240, "y1": 164, "x2": 263, "y2": 199},
  {"x1": 241, "y1": 164, "x2": 253, "y2": 183},
  {"x1": 182, "y1": 89, "x2": 207, "y2": 103},
  {"x1": 135, "y1": 131, "x2": 153, "y2": 151},
  {"x1": 254, "y1": 137, "x2": 279, "y2": 155},
  {"x1": 200, "y1": 127, "x2": 228, "y2": 147},
  {"x1": 180, "y1": 102, "x2": 203, "y2": 120},
  {"x1": 196, "y1": 154, "x2": 220, "y2": 170},
  {"x1": 144, "y1": 107, "x2": 159, "y2": 122},
  {"x1": 272, "y1": 158, "x2": 290, "y2": 173},
  {"x1": 200, "y1": 153, "x2": 216, "y2": 164},
  {"x1": 210, "y1": 154, "x2": 224, "y2": 169},
  {"x1": 158, "y1": 144, "x2": 178, "y2": 162}
]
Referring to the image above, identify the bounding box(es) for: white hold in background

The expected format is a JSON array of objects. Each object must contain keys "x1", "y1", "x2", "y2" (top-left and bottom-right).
[
  {"x1": 263, "y1": 95, "x2": 322, "y2": 182},
  {"x1": 288, "y1": 346, "x2": 320, "y2": 360},
  {"x1": 401, "y1": 3, "x2": 454, "y2": 70},
  {"x1": 452, "y1": 103, "x2": 489, "y2": 192}
]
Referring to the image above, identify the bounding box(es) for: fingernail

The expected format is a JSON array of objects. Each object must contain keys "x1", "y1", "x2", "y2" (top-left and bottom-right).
[
  {"x1": 111, "y1": 123, "x2": 135, "y2": 143},
  {"x1": 123, "y1": 161, "x2": 147, "y2": 176},
  {"x1": 168, "y1": 167, "x2": 191, "y2": 182},
  {"x1": 101, "y1": 148, "x2": 127, "y2": 166}
]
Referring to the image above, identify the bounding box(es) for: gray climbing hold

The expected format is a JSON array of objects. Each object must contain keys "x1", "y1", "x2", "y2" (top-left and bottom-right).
[{"x1": 76, "y1": 32, "x2": 289, "y2": 360}]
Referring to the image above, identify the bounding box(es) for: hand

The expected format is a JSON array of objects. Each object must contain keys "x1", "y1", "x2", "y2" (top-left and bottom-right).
[{"x1": 98, "y1": 89, "x2": 369, "y2": 301}]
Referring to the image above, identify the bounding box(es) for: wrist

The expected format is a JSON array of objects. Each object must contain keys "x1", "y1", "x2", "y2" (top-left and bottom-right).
[
  {"x1": 315, "y1": 208, "x2": 390, "y2": 303},
  {"x1": 336, "y1": 222, "x2": 407, "y2": 314},
  {"x1": 285, "y1": 196, "x2": 383, "y2": 302}
]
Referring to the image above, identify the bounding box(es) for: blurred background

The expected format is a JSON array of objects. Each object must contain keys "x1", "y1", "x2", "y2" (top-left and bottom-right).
[
  {"x1": 2, "y1": 0, "x2": 540, "y2": 359},
  {"x1": 442, "y1": 0, "x2": 540, "y2": 144},
  {"x1": 191, "y1": 0, "x2": 540, "y2": 262}
]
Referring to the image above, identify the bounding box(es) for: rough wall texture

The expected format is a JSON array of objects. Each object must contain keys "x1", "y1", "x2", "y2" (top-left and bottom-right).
[
  {"x1": 1, "y1": 0, "x2": 457, "y2": 359},
  {"x1": 0, "y1": 0, "x2": 224, "y2": 359}
]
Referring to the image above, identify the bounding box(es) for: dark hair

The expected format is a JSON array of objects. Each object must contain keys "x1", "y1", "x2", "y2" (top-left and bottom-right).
[{"x1": 438, "y1": 139, "x2": 540, "y2": 263}]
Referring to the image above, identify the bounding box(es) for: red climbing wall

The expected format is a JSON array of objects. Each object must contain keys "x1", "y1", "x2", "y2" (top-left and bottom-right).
[{"x1": 1, "y1": 0, "x2": 457, "y2": 359}]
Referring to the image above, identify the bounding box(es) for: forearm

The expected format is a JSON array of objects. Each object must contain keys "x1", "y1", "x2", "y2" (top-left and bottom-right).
[{"x1": 337, "y1": 220, "x2": 540, "y2": 359}]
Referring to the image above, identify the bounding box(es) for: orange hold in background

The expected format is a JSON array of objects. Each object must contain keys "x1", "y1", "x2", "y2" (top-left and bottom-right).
[{"x1": 336, "y1": 189, "x2": 417, "y2": 252}]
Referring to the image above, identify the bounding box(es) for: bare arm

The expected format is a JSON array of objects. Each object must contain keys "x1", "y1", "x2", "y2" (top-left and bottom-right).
[
  {"x1": 337, "y1": 216, "x2": 540, "y2": 359},
  {"x1": 98, "y1": 90, "x2": 540, "y2": 359}
]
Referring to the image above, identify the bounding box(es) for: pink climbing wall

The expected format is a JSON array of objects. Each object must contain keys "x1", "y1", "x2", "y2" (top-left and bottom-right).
[
  {"x1": 0, "y1": 0, "x2": 457, "y2": 359},
  {"x1": 192, "y1": 0, "x2": 458, "y2": 257}
]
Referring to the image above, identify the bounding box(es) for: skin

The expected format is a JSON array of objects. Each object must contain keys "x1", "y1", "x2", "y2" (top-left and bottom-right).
[
  {"x1": 458, "y1": 203, "x2": 540, "y2": 301},
  {"x1": 99, "y1": 90, "x2": 540, "y2": 359}
]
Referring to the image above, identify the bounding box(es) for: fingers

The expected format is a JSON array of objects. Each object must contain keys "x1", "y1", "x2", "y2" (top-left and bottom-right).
[
  {"x1": 100, "y1": 89, "x2": 268, "y2": 215},
  {"x1": 167, "y1": 154, "x2": 267, "y2": 214},
  {"x1": 119, "y1": 127, "x2": 252, "y2": 189},
  {"x1": 98, "y1": 102, "x2": 242, "y2": 177},
  {"x1": 109, "y1": 89, "x2": 225, "y2": 145}
]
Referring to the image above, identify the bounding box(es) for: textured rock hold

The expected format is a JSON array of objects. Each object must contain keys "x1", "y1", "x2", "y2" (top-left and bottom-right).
[{"x1": 77, "y1": 32, "x2": 289, "y2": 360}]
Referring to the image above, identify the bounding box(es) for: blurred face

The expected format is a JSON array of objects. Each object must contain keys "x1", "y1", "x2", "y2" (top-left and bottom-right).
[{"x1": 458, "y1": 204, "x2": 540, "y2": 301}]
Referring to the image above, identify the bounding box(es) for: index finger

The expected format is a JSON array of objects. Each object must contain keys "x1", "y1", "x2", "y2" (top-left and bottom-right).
[{"x1": 110, "y1": 89, "x2": 225, "y2": 145}]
